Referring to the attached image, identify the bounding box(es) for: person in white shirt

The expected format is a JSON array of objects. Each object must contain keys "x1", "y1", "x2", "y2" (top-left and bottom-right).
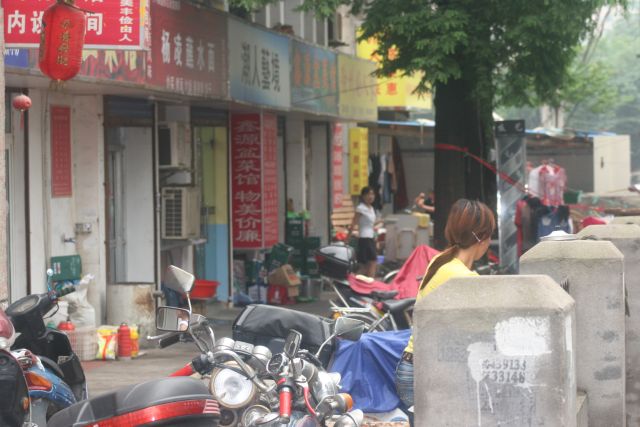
[{"x1": 348, "y1": 187, "x2": 379, "y2": 277}]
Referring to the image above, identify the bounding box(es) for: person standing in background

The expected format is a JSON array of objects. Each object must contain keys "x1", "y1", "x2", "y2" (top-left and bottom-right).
[{"x1": 348, "y1": 187, "x2": 379, "y2": 278}]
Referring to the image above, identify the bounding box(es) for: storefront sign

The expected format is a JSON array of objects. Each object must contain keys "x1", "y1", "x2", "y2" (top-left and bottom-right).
[
  {"x1": 3, "y1": 0, "x2": 146, "y2": 50},
  {"x1": 4, "y1": 48, "x2": 29, "y2": 68},
  {"x1": 149, "y1": 0, "x2": 227, "y2": 98},
  {"x1": 349, "y1": 127, "x2": 369, "y2": 195},
  {"x1": 51, "y1": 106, "x2": 72, "y2": 198},
  {"x1": 231, "y1": 113, "x2": 280, "y2": 249},
  {"x1": 262, "y1": 114, "x2": 279, "y2": 248},
  {"x1": 80, "y1": 50, "x2": 146, "y2": 84},
  {"x1": 338, "y1": 54, "x2": 377, "y2": 121},
  {"x1": 357, "y1": 37, "x2": 432, "y2": 110},
  {"x1": 228, "y1": 19, "x2": 290, "y2": 109},
  {"x1": 332, "y1": 124, "x2": 344, "y2": 208},
  {"x1": 291, "y1": 40, "x2": 337, "y2": 115}
]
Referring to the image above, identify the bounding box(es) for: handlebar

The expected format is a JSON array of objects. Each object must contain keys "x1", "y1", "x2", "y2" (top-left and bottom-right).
[{"x1": 159, "y1": 333, "x2": 181, "y2": 348}]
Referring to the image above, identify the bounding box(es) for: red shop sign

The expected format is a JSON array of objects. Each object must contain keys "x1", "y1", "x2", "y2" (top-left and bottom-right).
[
  {"x1": 149, "y1": 0, "x2": 227, "y2": 98},
  {"x1": 3, "y1": 0, "x2": 145, "y2": 50},
  {"x1": 51, "y1": 105, "x2": 72, "y2": 198},
  {"x1": 230, "y1": 113, "x2": 279, "y2": 249}
]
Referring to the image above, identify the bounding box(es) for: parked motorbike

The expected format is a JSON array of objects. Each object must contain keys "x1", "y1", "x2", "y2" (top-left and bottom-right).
[
  {"x1": 4, "y1": 272, "x2": 87, "y2": 425},
  {"x1": 0, "y1": 307, "x2": 30, "y2": 427},
  {"x1": 155, "y1": 292, "x2": 366, "y2": 426},
  {"x1": 315, "y1": 243, "x2": 414, "y2": 332},
  {"x1": 46, "y1": 265, "x2": 221, "y2": 427}
]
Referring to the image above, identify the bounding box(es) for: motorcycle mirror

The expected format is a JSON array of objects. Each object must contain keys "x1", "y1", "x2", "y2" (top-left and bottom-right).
[
  {"x1": 164, "y1": 265, "x2": 195, "y2": 294},
  {"x1": 156, "y1": 306, "x2": 191, "y2": 332},
  {"x1": 284, "y1": 330, "x2": 302, "y2": 359},
  {"x1": 46, "y1": 269, "x2": 54, "y2": 277},
  {"x1": 334, "y1": 317, "x2": 365, "y2": 342}
]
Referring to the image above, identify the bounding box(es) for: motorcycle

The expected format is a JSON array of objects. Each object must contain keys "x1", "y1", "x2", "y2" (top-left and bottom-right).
[
  {"x1": 0, "y1": 306, "x2": 30, "y2": 427},
  {"x1": 154, "y1": 293, "x2": 366, "y2": 426},
  {"x1": 45, "y1": 265, "x2": 221, "y2": 427},
  {"x1": 314, "y1": 243, "x2": 415, "y2": 332},
  {"x1": 5, "y1": 272, "x2": 88, "y2": 425}
]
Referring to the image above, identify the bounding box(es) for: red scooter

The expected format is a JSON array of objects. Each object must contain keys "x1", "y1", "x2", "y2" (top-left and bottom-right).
[{"x1": 46, "y1": 265, "x2": 221, "y2": 427}]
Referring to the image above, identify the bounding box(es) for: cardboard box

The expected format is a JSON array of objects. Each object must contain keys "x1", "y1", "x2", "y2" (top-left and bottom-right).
[
  {"x1": 268, "y1": 264, "x2": 301, "y2": 287},
  {"x1": 287, "y1": 285, "x2": 299, "y2": 297}
]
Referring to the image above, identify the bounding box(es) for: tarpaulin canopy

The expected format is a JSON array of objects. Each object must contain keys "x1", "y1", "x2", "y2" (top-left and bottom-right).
[
  {"x1": 330, "y1": 330, "x2": 411, "y2": 413},
  {"x1": 391, "y1": 245, "x2": 440, "y2": 299}
]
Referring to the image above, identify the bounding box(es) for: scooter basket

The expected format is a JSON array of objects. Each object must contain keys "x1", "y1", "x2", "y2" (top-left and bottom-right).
[
  {"x1": 232, "y1": 304, "x2": 335, "y2": 367},
  {"x1": 315, "y1": 244, "x2": 357, "y2": 280}
]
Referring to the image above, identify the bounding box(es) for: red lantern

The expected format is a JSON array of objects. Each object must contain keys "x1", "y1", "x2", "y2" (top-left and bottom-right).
[
  {"x1": 38, "y1": 0, "x2": 86, "y2": 82},
  {"x1": 12, "y1": 94, "x2": 32, "y2": 112},
  {"x1": 12, "y1": 94, "x2": 32, "y2": 130}
]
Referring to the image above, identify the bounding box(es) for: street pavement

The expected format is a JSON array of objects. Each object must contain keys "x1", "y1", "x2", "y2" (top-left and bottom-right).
[{"x1": 84, "y1": 294, "x2": 334, "y2": 395}]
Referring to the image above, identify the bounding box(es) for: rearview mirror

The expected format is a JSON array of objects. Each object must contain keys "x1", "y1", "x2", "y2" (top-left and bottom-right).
[
  {"x1": 164, "y1": 265, "x2": 195, "y2": 294},
  {"x1": 284, "y1": 330, "x2": 302, "y2": 358},
  {"x1": 334, "y1": 317, "x2": 365, "y2": 342},
  {"x1": 156, "y1": 306, "x2": 191, "y2": 332}
]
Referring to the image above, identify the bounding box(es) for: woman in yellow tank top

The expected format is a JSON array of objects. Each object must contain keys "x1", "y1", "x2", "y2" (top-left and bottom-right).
[{"x1": 395, "y1": 199, "x2": 495, "y2": 423}]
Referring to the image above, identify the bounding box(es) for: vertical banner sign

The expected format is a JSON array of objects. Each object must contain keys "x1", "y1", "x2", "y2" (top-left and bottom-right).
[
  {"x1": 262, "y1": 113, "x2": 279, "y2": 248},
  {"x1": 331, "y1": 123, "x2": 344, "y2": 208},
  {"x1": 495, "y1": 120, "x2": 526, "y2": 273},
  {"x1": 231, "y1": 114, "x2": 263, "y2": 249},
  {"x1": 231, "y1": 113, "x2": 279, "y2": 249},
  {"x1": 51, "y1": 106, "x2": 72, "y2": 197},
  {"x1": 349, "y1": 127, "x2": 369, "y2": 195}
]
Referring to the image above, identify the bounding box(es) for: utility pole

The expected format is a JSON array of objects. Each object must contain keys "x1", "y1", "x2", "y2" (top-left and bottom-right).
[{"x1": 0, "y1": 6, "x2": 7, "y2": 307}]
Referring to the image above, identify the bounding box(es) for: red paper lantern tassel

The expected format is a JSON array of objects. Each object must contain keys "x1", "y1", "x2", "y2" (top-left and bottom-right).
[{"x1": 38, "y1": 0, "x2": 86, "y2": 83}]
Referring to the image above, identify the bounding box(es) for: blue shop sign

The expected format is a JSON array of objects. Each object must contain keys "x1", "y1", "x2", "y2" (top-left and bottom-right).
[
  {"x1": 228, "y1": 19, "x2": 291, "y2": 109},
  {"x1": 5, "y1": 48, "x2": 29, "y2": 68},
  {"x1": 291, "y1": 40, "x2": 337, "y2": 115}
]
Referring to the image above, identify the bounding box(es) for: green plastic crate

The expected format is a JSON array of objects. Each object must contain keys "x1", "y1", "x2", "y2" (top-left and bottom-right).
[{"x1": 50, "y1": 255, "x2": 82, "y2": 282}]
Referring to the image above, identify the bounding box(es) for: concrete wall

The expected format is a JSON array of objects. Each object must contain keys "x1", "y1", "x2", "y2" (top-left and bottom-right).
[
  {"x1": 413, "y1": 275, "x2": 576, "y2": 426},
  {"x1": 307, "y1": 123, "x2": 329, "y2": 244},
  {"x1": 577, "y1": 224, "x2": 640, "y2": 425},
  {"x1": 520, "y1": 240, "x2": 626, "y2": 427}
]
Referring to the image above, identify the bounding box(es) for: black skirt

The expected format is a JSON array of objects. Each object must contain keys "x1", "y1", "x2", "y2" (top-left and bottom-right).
[{"x1": 356, "y1": 237, "x2": 377, "y2": 263}]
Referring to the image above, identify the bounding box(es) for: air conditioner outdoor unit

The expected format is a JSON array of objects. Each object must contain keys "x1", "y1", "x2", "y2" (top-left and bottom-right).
[
  {"x1": 161, "y1": 187, "x2": 201, "y2": 239},
  {"x1": 158, "y1": 122, "x2": 192, "y2": 168}
]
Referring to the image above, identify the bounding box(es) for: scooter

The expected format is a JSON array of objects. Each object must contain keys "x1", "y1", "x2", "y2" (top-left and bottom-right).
[
  {"x1": 45, "y1": 265, "x2": 221, "y2": 427},
  {"x1": 5, "y1": 273, "x2": 87, "y2": 425},
  {"x1": 0, "y1": 307, "x2": 30, "y2": 427}
]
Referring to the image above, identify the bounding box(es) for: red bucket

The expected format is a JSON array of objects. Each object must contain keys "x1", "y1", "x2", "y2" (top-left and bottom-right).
[{"x1": 191, "y1": 280, "x2": 219, "y2": 299}]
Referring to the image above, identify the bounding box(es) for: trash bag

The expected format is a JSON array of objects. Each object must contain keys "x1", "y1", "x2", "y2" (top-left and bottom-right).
[
  {"x1": 62, "y1": 274, "x2": 96, "y2": 327},
  {"x1": 330, "y1": 329, "x2": 411, "y2": 412}
]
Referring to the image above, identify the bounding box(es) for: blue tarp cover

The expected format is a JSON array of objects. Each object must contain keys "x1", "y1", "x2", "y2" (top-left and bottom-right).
[{"x1": 330, "y1": 329, "x2": 411, "y2": 412}]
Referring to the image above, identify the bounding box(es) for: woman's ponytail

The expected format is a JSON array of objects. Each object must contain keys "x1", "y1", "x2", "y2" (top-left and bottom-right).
[{"x1": 419, "y1": 245, "x2": 457, "y2": 291}]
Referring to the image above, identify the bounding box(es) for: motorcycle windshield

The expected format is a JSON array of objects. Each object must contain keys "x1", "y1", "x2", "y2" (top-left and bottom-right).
[{"x1": 0, "y1": 309, "x2": 14, "y2": 340}]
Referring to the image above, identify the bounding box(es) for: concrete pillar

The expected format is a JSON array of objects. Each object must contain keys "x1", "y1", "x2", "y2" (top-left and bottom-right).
[
  {"x1": 106, "y1": 284, "x2": 155, "y2": 349},
  {"x1": 520, "y1": 240, "x2": 625, "y2": 427},
  {"x1": 414, "y1": 275, "x2": 576, "y2": 426},
  {"x1": 577, "y1": 224, "x2": 640, "y2": 425}
]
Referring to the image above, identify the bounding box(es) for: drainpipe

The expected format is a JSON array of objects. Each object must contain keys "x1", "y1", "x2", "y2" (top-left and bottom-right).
[{"x1": 0, "y1": 8, "x2": 8, "y2": 306}]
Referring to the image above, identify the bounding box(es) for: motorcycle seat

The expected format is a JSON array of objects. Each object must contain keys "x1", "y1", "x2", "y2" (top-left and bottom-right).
[
  {"x1": 48, "y1": 376, "x2": 219, "y2": 427},
  {"x1": 370, "y1": 290, "x2": 398, "y2": 300},
  {"x1": 382, "y1": 298, "x2": 416, "y2": 313}
]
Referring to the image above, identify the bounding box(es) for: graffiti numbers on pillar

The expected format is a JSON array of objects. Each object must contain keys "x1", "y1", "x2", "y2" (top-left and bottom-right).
[{"x1": 481, "y1": 358, "x2": 527, "y2": 384}]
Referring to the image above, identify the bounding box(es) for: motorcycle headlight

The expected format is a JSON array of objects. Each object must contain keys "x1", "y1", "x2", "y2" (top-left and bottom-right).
[
  {"x1": 210, "y1": 361, "x2": 257, "y2": 409},
  {"x1": 312, "y1": 371, "x2": 341, "y2": 402}
]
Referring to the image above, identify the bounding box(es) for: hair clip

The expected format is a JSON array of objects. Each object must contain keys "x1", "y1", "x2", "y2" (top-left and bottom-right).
[{"x1": 472, "y1": 231, "x2": 482, "y2": 243}]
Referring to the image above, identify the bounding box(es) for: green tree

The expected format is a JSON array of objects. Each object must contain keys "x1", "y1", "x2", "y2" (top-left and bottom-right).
[{"x1": 229, "y1": 0, "x2": 626, "y2": 247}]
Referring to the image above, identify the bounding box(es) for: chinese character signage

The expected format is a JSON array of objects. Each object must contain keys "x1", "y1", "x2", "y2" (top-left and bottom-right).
[
  {"x1": 80, "y1": 50, "x2": 146, "y2": 84},
  {"x1": 338, "y1": 54, "x2": 377, "y2": 121},
  {"x1": 231, "y1": 113, "x2": 280, "y2": 249},
  {"x1": 51, "y1": 106, "x2": 72, "y2": 197},
  {"x1": 332, "y1": 124, "x2": 344, "y2": 208},
  {"x1": 228, "y1": 19, "x2": 290, "y2": 109},
  {"x1": 349, "y1": 127, "x2": 369, "y2": 195},
  {"x1": 291, "y1": 40, "x2": 337, "y2": 115},
  {"x1": 357, "y1": 36, "x2": 432, "y2": 110},
  {"x1": 149, "y1": 0, "x2": 227, "y2": 98},
  {"x1": 3, "y1": 0, "x2": 145, "y2": 50}
]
